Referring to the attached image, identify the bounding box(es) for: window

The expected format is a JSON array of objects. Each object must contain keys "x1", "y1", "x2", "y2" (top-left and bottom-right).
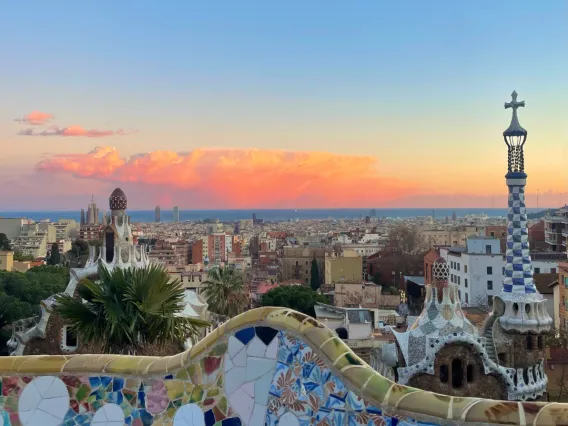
[
  {"x1": 487, "y1": 280, "x2": 493, "y2": 290},
  {"x1": 465, "y1": 293, "x2": 468, "y2": 303},
  {"x1": 457, "y1": 263, "x2": 460, "y2": 271},
  {"x1": 62, "y1": 326, "x2": 78, "y2": 351},
  {"x1": 538, "y1": 335, "x2": 544, "y2": 350},
  {"x1": 458, "y1": 276, "x2": 461, "y2": 285},
  {"x1": 465, "y1": 278, "x2": 468, "y2": 288},
  {"x1": 451, "y1": 274, "x2": 454, "y2": 283},
  {"x1": 551, "y1": 268, "x2": 557, "y2": 274},
  {"x1": 534, "y1": 267, "x2": 540, "y2": 274},
  {"x1": 526, "y1": 335, "x2": 533, "y2": 350},
  {"x1": 564, "y1": 276, "x2": 568, "y2": 288},
  {"x1": 452, "y1": 359, "x2": 463, "y2": 389},
  {"x1": 458, "y1": 290, "x2": 461, "y2": 299},
  {"x1": 487, "y1": 266, "x2": 493, "y2": 275},
  {"x1": 464, "y1": 265, "x2": 467, "y2": 273},
  {"x1": 439, "y1": 365, "x2": 450, "y2": 383},
  {"x1": 466, "y1": 364, "x2": 474, "y2": 382},
  {"x1": 490, "y1": 231, "x2": 495, "y2": 237},
  {"x1": 488, "y1": 295, "x2": 494, "y2": 306},
  {"x1": 485, "y1": 245, "x2": 491, "y2": 254}
]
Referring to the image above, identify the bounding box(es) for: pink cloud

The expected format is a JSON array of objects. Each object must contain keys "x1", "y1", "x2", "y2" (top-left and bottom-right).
[
  {"x1": 36, "y1": 146, "x2": 425, "y2": 208},
  {"x1": 14, "y1": 110, "x2": 54, "y2": 125}
]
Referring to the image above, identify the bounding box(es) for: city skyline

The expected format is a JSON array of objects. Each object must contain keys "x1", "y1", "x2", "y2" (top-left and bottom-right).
[{"x1": 1, "y1": 1, "x2": 567, "y2": 209}]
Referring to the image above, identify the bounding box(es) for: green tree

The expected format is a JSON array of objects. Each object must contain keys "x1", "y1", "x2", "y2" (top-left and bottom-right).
[
  {"x1": 202, "y1": 267, "x2": 247, "y2": 317},
  {"x1": 13, "y1": 250, "x2": 34, "y2": 261},
  {"x1": 310, "y1": 258, "x2": 320, "y2": 291},
  {"x1": 56, "y1": 264, "x2": 208, "y2": 354},
  {"x1": 260, "y1": 285, "x2": 329, "y2": 317},
  {"x1": 47, "y1": 242, "x2": 61, "y2": 265},
  {"x1": 0, "y1": 233, "x2": 11, "y2": 251}
]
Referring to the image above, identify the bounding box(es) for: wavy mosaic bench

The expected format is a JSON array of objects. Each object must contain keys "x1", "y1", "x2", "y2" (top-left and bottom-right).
[{"x1": 0, "y1": 308, "x2": 565, "y2": 426}]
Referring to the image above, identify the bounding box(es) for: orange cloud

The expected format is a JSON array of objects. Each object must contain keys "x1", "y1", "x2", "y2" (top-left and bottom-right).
[
  {"x1": 14, "y1": 110, "x2": 54, "y2": 125},
  {"x1": 36, "y1": 146, "x2": 424, "y2": 208}
]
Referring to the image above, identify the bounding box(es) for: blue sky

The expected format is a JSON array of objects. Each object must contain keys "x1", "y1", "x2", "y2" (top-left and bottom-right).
[{"x1": 1, "y1": 0, "x2": 567, "y2": 209}]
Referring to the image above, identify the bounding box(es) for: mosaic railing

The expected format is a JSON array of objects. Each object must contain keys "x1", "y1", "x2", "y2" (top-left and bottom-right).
[{"x1": 0, "y1": 307, "x2": 566, "y2": 426}]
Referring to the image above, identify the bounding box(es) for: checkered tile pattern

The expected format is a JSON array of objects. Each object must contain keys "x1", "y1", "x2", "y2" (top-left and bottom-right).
[{"x1": 503, "y1": 184, "x2": 536, "y2": 293}]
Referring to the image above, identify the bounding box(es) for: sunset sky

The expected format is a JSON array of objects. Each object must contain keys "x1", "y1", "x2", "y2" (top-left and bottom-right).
[{"x1": 1, "y1": 1, "x2": 567, "y2": 210}]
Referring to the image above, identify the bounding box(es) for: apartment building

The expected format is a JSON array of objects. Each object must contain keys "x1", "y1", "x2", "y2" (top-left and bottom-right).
[
  {"x1": 279, "y1": 246, "x2": 331, "y2": 284},
  {"x1": 0, "y1": 218, "x2": 30, "y2": 240},
  {"x1": 544, "y1": 206, "x2": 568, "y2": 252},
  {"x1": 324, "y1": 250, "x2": 363, "y2": 285},
  {"x1": 13, "y1": 233, "x2": 48, "y2": 258},
  {"x1": 419, "y1": 225, "x2": 480, "y2": 247},
  {"x1": 440, "y1": 237, "x2": 563, "y2": 311},
  {"x1": 557, "y1": 262, "x2": 568, "y2": 329}
]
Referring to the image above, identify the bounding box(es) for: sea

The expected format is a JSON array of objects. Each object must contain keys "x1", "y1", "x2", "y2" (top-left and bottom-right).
[{"x1": 0, "y1": 208, "x2": 542, "y2": 223}]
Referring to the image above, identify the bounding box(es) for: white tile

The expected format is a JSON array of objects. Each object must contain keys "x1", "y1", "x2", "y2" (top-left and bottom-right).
[
  {"x1": 92, "y1": 403, "x2": 125, "y2": 425},
  {"x1": 224, "y1": 355, "x2": 234, "y2": 372},
  {"x1": 279, "y1": 412, "x2": 300, "y2": 426},
  {"x1": 228, "y1": 336, "x2": 245, "y2": 358},
  {"x1": 265, "y1": 337, "x2": 278, "y2": 359},
  {"x1": 44, "y1": 377, "x2": 68, "y2": 399},
  {"x1": 37, "y1": 396, "x2": 69, "y2": 420},
  {"x1": 173, "y1": 403, "x2": 205, "y2": 426},
  {"x1": 249, "y1": 403, "x2": 266, "y2": 426},
  {"x1": 19, "y1": 383, "x2": 42, "y2": 412},
  {"x1": 254, "y1": 370, "x2": 275, "y2": 405},
  {"x1": 233, "y1": 347, "x2": 247, "y2": 367},
  {"x1": 242, "y1": 381, "x2": 255, "y2": 398},
  {"x1": 18, "y1": 411, "x2": 34, "y2": 426},
  {"x1": 246, "y1": 357, "x2": 277, "y2": 381},
  {"x1": 23, "y1": 409, "x2": 61, "y2": 426},
  {"x1": 228, "y1": 388, "x2": 254, "y2": 424},
  {"x1": 224, "y1": 367, "x2": 246, "y2": 395},
  {"x1": 33, "y1": 377, "x2": 55, "y2": 396},
  {"x1": 246, "y1": 337, "x2": 266, "y2": 358}
]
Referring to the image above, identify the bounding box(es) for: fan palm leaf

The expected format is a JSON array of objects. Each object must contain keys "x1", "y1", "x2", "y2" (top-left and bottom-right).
[
  {"x1": 201, "y1": 267, "x2": 247, "y2": 317},
  {"x1": 56, "y1": 263, "x2": 208, "y2": 354}
]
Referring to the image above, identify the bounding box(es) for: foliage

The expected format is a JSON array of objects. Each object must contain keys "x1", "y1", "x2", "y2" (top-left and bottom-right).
[
  {"x1": 56, "y1": 263, "x2": 208, "y2": 354},
  {"x1": 66, "y1": 239, "x2": 93, "y2": 268},
  {"x1": 202, "y1": 267, "x2": 247, "y2": 317},
  {"x1": 260, "y1": 285, "x2": 329, "y2": 317},
  {"x1": 0, "y1": 265, "x2": 69, "y2": 350},
  {"x1": 371, "y1": 271, "x2": 382, "y2": 286},
  {"x1": 47, "y1": 242, "x2": 61, "y2": 265},
  {"x1": 13, "y1": 250, "x2": 34, "y2": 261},
  {"x1": 547, "y1": 327, "x2": 568, "y2": 348},
  {"x1": 310, "y1": 258, "x2": 320, "y2": 291},
  {"x1": 0, "y1": 233, "x2": 11, "y2": 251},
  {"x1": 386, "y1": 223, "x2": 424, "y2": 255}
]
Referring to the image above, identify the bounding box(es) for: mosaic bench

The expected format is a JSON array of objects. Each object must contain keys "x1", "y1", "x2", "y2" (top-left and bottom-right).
[{"x1": 0, "y1": 307, "x2": 565, "y2": 426}]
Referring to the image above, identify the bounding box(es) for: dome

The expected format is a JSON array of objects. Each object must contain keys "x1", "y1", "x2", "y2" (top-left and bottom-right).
[
  {"x1": 432, "y1": 257, "x2": 449, "y2": 282},
  {"x1": 109, "y1": 188, "x2": 127, "y2": 211}
]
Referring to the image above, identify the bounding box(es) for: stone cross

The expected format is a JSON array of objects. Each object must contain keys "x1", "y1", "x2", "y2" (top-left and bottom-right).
[{"x1": 505, "y1": 90, "x2": 525, "y2": 112}]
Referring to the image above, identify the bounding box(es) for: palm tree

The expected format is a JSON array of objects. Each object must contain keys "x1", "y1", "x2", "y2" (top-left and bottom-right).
[
  {"x1": 202, "y1": 267, "x2": 247, "y2": 317},
  {"x1": 56, "y1": 263, "x2": 208, "y2": 354}
]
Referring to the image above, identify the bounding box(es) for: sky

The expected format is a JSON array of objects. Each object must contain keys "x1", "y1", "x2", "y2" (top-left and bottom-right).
[{"x1": 1, "y1": 0, "x2": 567, "y2": 210}]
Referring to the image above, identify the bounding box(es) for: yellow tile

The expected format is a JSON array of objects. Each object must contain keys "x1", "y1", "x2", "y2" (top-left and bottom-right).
[
  {"x1": 136, "y1": 356, "x2": 162, "y2": 375},
  {"x1": 259, "y1": 306, "x2": 280, "y2": 320},
  {"x1": 449, "y1": 397, "x2": 479, "y2": 421},
  {"x1": 146, "y1": 357, "x2": 171, "y2": 374},
  {"x1": 384, "y1": 384, "x2": 419, "y2": 408},
  {"x1": 340, "y1": 365, "x2": 374, "y2": 390},
  {"x1": 199, "y1": 328, "x2": 220, "y2": 350},
  {"x1": 61, "y1": 354, "x2": 116, "y2": 373},
  {"x1": 362, "y1": 374, "x2": 394, "y2": 405},
  {"x1": 297, "y1": 315, "x2": 326, "y2": 335},
  {"x1": 103, "y1": 356, "x2": 142, "y2": 374},
  {"x1": 396, "y1": 390, "x2": 451, "y2": 420},
  {"x1": 165, "y1": 352, "x2": 186, "y2": 372},
  {"x1": 16, "y1": 355, "x2": 68, "y2": 373},
  {"x1": 188, "y1": 340, "x2": 208, "y2": 360},
  {"x1": 0, "y1": 356, "x2": 17, "y2": 373},
  {"x1": 165, "y1": 380, "x2": 185, "y2": 400},
  {"x1": 463, "y1": 400, "x2": 521, "y2": 424},
  {"x1": 534, "y1": 402, "x2": 568, "y2": 426},
  {"x1": 303, "y1": 327, "x2": 336, "y2": 351}
]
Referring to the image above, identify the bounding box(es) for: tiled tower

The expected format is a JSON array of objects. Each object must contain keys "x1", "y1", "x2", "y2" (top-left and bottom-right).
[{"x1": 483, "y1": 91, "x2": 553, "y2": 401}]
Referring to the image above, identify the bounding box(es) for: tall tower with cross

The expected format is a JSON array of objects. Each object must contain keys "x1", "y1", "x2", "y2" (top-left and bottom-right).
[{"x1": 481, "y1": 91, "x2": 552, "y2": 401}]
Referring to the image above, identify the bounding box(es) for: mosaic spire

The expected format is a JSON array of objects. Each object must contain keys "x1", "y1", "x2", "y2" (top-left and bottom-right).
[{"x1": 496, "y1": 91, "x2": 552, "y2": 333}]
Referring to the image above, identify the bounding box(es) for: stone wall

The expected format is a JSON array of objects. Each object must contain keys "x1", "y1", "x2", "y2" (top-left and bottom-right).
[
  {"x1": 408, "y1": 343, "x2": 507, "y2": 400},
  {"x1": 0, "y1": 308, "x2": 566, "y2": 425}
]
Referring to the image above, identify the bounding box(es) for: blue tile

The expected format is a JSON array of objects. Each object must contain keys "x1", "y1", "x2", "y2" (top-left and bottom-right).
[{"x1": 235, "y1": 327, "x2": 255, "y2": 345}]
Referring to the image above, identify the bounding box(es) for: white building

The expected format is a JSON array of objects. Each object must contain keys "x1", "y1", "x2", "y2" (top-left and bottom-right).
[{"x1": 440, "y1": 237, "x2": 560, "y2": 313}]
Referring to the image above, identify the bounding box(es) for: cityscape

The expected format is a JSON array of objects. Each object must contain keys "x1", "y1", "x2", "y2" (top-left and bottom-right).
[{"x1": 1, "y1": 1, "x2": 568, "y2": 426}]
